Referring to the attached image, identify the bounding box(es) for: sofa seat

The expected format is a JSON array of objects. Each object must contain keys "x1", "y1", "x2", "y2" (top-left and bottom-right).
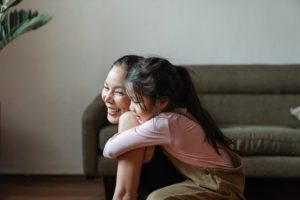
[
  {"x1": 97, "y1": 124, "x2": 300, "y2": 178},
  {"x1": 223, "y1": 126, "x2": 300, "y2": 156}
]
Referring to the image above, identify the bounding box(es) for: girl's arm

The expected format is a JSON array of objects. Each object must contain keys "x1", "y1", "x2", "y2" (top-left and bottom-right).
[
  {"x1": 103, "y1": 114, "x2": 170, "y2": 159},
  {"x1": 117, "y1": 112, "x2": 155, "y2": 163},
  {"x1": 113, "y1": 112, "x2": 154, "y2": 200}
]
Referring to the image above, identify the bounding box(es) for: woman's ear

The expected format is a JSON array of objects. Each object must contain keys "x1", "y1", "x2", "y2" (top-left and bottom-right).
[{"x1": 159, "y1": 96, "x2": 169, "y2": 111}]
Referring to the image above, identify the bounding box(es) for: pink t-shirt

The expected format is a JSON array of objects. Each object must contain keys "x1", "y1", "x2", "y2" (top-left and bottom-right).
[{"x1": 103, "y1": 112, "x2": 233, "y2": 168}]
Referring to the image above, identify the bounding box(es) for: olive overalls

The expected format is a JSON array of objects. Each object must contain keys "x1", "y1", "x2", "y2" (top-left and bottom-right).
[{"x1": 147, "y1": 149, "x2": 246, "y2": 200}]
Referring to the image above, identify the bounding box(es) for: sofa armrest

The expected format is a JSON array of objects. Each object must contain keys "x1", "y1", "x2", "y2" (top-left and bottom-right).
[{"x1": 82, "y1": 93, "x2": 108, "y2": 177}]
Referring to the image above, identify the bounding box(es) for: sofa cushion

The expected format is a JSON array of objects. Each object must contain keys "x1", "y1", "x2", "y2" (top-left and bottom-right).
[
  {"x1": 222, "y1": 126, "x2": 300, "y2": 156},
  {"x1": 242, "y1": 156, "x2": 300, "y2": 177}
]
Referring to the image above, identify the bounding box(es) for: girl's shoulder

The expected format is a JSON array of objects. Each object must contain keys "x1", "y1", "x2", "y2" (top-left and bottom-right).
[
  {"x1": 154, "y1": 112, "x2": 179, "y2": 120},
  {"x1": 155, "y1": 111, "x2": 198, "y2": 125},
  {"x1": 151, "y1": 112, "x2": 201, "y2": 134},
  {"x1": 157, "y1": 109, "x2": 198, "y2": 123}
]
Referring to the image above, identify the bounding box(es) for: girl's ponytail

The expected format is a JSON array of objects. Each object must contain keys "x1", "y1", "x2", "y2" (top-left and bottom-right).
[{"x1": 176, "y1": 66, "x2": 232, "y2": 153}]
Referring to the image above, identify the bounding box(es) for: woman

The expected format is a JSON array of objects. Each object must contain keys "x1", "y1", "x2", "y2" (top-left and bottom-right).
[{"x1": 102, "y1": 55, "x2": 183, "y2": 200}]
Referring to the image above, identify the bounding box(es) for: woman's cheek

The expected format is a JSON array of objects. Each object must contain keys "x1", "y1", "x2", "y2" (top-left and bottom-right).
[
  {"x1": 116, "y1": 96, "x2": 131, "y2": 110},
  {"x1": 101, "y1": 89, "x2": 107, "y2": 102}
]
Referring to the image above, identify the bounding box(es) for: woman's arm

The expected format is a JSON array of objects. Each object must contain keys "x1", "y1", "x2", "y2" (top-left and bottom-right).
[{"x1": 113, "y1": 112, "x2": 154, "y2": 200}]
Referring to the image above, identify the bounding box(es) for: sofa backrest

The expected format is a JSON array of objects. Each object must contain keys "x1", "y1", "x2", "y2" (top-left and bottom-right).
[{"x1": 185, "y1": 65, "x2": 300, "y2": 128}]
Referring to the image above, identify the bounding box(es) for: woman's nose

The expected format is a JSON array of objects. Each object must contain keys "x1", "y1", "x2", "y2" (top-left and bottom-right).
[{"x1": 104, "y1": 91, "x2": 113, "y2": 102}]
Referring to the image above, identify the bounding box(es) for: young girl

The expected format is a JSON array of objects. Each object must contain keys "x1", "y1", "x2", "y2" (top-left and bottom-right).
[{"x1": 104, "y1": 57, "x2": 246, "y2": 200}]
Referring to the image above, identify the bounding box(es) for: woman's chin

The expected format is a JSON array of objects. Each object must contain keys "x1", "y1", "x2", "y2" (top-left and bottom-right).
[{"x1": 107, "y1": 115, "x2": 119, "y2": 124}]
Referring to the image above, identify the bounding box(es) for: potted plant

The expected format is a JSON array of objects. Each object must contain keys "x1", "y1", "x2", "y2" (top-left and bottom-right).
[{"x1": 0, "y1": 0, "x2": 52, "y2": 51}]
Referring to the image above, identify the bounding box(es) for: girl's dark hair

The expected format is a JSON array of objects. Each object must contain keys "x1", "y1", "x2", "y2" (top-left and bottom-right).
[
  {"x1": 126, "y1": 57, "x2": 232, "y2": 154},
  {"x1": 112, "y1": 55, "x2": 144, "y2": 72}
]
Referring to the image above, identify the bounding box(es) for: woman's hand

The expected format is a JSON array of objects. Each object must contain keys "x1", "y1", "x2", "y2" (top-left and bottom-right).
[{"x1": 118, "y1": 111, "x2": 140, "y2": 132}]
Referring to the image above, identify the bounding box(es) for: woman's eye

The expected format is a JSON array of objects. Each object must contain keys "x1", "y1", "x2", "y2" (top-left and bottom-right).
[{"x1": 115, "y1": 91, "x2": 125, "y2": 96}]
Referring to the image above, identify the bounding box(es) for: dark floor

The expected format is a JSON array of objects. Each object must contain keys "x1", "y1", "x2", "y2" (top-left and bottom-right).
[
  {"x1": 0, "y1": 175, "x2": 299, "y2": 200},
  {"x1": 0, "y1": 175, "x2": 105, "y2": 200}
]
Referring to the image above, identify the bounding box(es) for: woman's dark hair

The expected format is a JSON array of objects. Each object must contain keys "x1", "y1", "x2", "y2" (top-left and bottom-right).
[
  {"x1": 126, "y1": 57, "x2": 232, "y2": 154},
  {"x1": 112, "y1": 55, "x2": 144, "y2": 72}
]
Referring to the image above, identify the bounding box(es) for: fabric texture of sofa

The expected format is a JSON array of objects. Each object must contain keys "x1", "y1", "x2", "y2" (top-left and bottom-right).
[{"x1": 82, "y1": 64, "x2": 300, "y2": 199}]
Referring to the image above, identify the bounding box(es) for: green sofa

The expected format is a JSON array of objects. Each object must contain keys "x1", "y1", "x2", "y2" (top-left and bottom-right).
[{"x1": 82, "y1": 64, "x2": 300, "y2": 199}]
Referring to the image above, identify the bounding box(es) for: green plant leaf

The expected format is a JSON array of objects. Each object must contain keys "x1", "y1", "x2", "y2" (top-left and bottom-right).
[
  {"x1": 0, "y1": 8, "x2": 52, "y2": 51},
  {"x1": 0, "y1": 0, "x2": 23, "y2": 13}
]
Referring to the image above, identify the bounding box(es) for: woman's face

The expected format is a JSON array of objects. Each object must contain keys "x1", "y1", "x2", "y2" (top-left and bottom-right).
[{"x1": 102, "y1": 66, "x2": 130, "y2": 124}]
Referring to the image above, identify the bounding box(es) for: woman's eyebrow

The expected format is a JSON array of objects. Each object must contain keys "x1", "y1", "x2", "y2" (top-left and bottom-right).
[
  {"x1": 104, "y1": 82, "x2": 125, "y2": 89},
  {"x1": 114, "y1": 86, "x2": 125, "y2": 90},
  {"x1": 114, "y1": 87, "x2": 125, "y2": 91}
]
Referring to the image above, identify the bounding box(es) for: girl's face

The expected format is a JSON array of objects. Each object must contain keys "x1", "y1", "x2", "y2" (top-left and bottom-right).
[
  {"x1": 129, "y1": 95, "x2": 157, "y2": 124},
  {"x1": 102, "y1": 66, "x2": 130, "y2": 124},
  {"x1": 126, "y1": 83, "x2": 166, "y2": 124}
]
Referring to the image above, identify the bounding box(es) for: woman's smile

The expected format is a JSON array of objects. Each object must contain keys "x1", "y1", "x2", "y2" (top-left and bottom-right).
[{"x1": 107, "y1": 107, "x2": 121, "y2": 115}]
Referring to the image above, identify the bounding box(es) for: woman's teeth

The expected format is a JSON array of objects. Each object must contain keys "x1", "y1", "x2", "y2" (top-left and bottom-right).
[{"x1": 108, "y1": 108, "x2": 120, "y2": 114}]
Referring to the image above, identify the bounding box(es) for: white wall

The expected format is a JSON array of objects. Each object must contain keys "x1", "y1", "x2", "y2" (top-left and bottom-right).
[{"x1": 0, "y1": 0, "x2": 300, "y2": 174}]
